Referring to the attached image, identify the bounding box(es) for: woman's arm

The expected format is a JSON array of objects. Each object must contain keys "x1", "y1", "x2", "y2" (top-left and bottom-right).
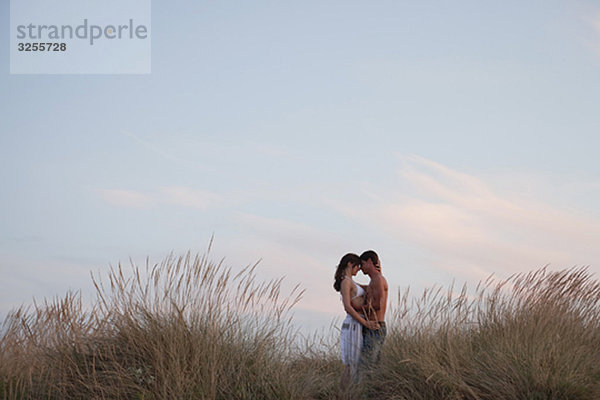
[
  {"x1": 341, "y1": 279, "x2": 378, "y2": 329},
  {"x1": 351, "y1": 295, "x2": 365, "y2": 310}
]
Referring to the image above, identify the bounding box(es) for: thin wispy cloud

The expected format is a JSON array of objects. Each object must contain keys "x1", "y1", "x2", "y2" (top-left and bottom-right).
[
  {"x1": 332, "y1": 155, "x2": 600, "y2": 283},
  {"x1": 95, "y1": 156, "x2": 600, "y2": 289}
]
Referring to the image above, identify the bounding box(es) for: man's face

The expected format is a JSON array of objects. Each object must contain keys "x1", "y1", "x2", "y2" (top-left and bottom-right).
[{"x1": 361, "y1": 259, "x2": 374, "y2": 274}]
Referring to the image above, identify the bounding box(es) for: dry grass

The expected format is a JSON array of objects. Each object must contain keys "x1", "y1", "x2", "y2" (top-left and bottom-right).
[
  {"x1": 1, "y1": 247, "x2": 600, "y2": 399},
  {"x1": 366, "y1": 267, "x2": 600, "y2": 400},
  {"x1": 0, "y1": 244, "x2": 339, "y2": 400}
]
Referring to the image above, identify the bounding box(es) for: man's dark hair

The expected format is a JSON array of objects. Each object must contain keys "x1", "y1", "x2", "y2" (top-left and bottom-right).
[{"x1": 360, "y1": 250, "x2": 380, "y2": 271}]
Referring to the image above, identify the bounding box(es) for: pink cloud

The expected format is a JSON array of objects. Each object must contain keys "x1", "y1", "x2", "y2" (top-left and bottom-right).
[{"x1": 333, "y1": 155, "x2": 600, "y2": 283}]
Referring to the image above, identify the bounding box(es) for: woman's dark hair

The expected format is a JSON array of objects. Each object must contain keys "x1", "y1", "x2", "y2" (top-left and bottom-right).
[
  {"x1": 334, "y1": 253, "x2": 361, "y2": 292},
  {"x1": 360, "y1": 250, "x2": 381, "y2": 271}
]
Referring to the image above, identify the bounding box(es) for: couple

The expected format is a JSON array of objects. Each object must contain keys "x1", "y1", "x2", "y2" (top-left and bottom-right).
[{"x1": 334, "y1": 250, "x2": 388, "y2": 382}]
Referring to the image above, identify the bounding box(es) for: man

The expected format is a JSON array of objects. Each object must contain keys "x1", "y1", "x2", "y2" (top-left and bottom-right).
[{"x1": 359, "y1": 250, "x2": 388, "y2": 368}]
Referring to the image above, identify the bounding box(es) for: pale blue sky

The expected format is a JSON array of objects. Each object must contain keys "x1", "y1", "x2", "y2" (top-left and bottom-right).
[{"x1": 2, "y1": 0, "x2": 600, "y2": 333}]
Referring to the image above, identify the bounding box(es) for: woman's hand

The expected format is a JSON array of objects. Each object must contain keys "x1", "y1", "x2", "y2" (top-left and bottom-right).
[{"x1": 364, "y1": 320, "x2": 380, "y2": 330}]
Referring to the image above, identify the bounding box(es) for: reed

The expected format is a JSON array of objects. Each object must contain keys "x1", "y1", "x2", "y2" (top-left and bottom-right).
[
  {"x1": 0, "y1": 245, "x2": 336, "y2": 399},
  {"x1": 2, "y1": 246, "x2": 599, "y2": 399},
  {"x1": 366, "y1": 267, "x2": 600, "y2": 400}
]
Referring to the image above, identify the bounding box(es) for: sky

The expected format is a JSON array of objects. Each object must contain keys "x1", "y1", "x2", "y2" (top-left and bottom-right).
[{"x1": 1, "y1": 0, "x2": 600, "y2": 336}]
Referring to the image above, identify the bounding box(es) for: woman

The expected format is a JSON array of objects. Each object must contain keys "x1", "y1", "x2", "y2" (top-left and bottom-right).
[{"x1": 334, "y1": 253, "x2": 379, "y2": 382}]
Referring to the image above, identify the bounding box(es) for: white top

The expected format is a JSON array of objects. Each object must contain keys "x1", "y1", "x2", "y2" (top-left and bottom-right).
[
  {"x1": 341, "y1": 277, "x2": 365, "y2": 307},
  {"x1": 352, "y1": 279, "x2": 365, "y2": 300}
]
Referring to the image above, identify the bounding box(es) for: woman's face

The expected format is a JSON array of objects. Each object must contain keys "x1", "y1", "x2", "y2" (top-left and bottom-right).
[{"x1": 351, "y1": 263, "x2": 361, "y2": 276}]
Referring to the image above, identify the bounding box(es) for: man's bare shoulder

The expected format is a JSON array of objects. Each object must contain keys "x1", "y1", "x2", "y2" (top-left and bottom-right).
[{"x1": 372, "y1": 273, "x2": 387, "y2": 286}]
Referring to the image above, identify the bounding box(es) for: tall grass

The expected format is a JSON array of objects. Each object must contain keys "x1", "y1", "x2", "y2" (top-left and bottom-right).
[
  {"x1": 366, "y1": 267, "x2": 600, "y2": 400},
  {"x1": 0, "y1": 247, "x2": 338, "y2": 399},
  {"x1": 1, "y1": 248, "x2": 599, "y2": 399}
]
